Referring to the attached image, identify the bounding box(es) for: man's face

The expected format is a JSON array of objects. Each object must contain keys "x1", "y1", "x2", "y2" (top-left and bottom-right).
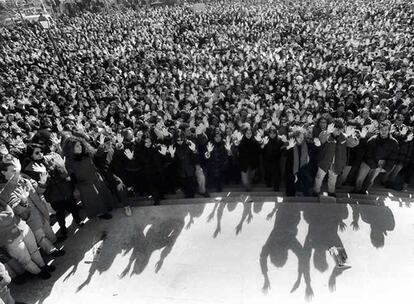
[
  {"x1": 379, "y1": 126, "x2": 390, "y2": 139},
  {"x1": 1, "y1": 163, "x2": 20, "y2": 182}
]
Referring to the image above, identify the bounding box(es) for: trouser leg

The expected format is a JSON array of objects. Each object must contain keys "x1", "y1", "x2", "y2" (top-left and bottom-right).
[
  {"x1": 355, "y1": 162, "x2": 371, "y2": 191},
  {"x1": 364, "y1": 168, "x2": 381, "y2": 191},
  {"x1": 338, "y1": 165, "x2": 351, "y2": 186},
  {"x1": 0, "y1": 287, "x2": 15, "y2": 304},
  {"x1": 313, "y1": 167, "x2": 327, "y2": 194},
  {"x1": 5, "y1": 232, "x2": 43, "y2": 274},
  {"x1": 327, "y1": 170, "x2": 338, "y2": 194},
  {"x1": 33, "y1": 227, "x2": 56, "y2": 255},
  {"x1": 195, "y1": 165, "x2": 206, "y2": 194},
  {"x1": 241, "y1": 171, "x2": 250, "y2": 191}
]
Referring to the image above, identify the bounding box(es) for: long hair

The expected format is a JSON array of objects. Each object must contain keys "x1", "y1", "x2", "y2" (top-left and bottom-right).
[{"x1": 62, "y1": 136, "x2": 96, "y2": 161}]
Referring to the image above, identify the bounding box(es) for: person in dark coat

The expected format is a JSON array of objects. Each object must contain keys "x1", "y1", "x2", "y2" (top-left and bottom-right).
[
  {"x1": 93, "y1": 136, "x2": 132, "y2": 216},
  {"x1": 237, "y1": 127, "x2": 260, "y2": 191},
  {"x1": 139, "y1": 133, "x2": 167, "y2": 205},
  {"x1": 63, "y1": 137, "x2": 114, "y2": 220},
  {"x1": 262, "y1": 126, "x2": 284, "y2": 191},
  {"x1": 43, "y1": 152, "x2": 83, "y2": 238},
  {"x1": 354, "y1": 121, "x2": 399, "y2": 193},
  {"x1": 313, "y1": 118, "x2": 359, "y2": 196},
  {"x1": 173, "y1": 132, "x2": 198, "y2": 198},
  {"x1": 285, "y1": 129, "x2": 311, "y2": 197},
  {"x1": 204, "y1": 130, "x2": 229, "y2": 192}
]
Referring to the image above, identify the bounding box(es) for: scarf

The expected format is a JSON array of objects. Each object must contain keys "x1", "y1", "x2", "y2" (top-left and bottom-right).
[{"x1": 293, "y1": 142, "x2": 309, "y2": 175}]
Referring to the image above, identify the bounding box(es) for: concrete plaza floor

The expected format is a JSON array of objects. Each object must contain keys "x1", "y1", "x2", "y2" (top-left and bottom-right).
[{"x1": 12, "y1": 198, "x2": 414, "y2": 304}]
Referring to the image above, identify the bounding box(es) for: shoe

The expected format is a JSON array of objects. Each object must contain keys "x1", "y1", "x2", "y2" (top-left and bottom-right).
[
  {"x1": 38, "y1": 270, "x2": 51, "y2": 280},
  {"x1": 328, "y1": 192, "x2": 337, "y2": 198},
  {"x1": 312, "y1": 192, "x2": 319, "y2": 197},
  {"x1": 50, "y1": 249, "x2": 66, "y2": 257},
  {"x1": 98, "y1": 213, "x2": 112, "y2": 220},
  {"x1": 202, "y1": 192, "x2": 210, "y2": 198},
  {"x1": 124, "y1": 206, "x2": 132, "y2": 217},
  {"x1": 77, "y1": 220, "x2": 86, "y2": 227},
  {"x1": 42, "y1": 265, "x2": 56, "y2": 272}
]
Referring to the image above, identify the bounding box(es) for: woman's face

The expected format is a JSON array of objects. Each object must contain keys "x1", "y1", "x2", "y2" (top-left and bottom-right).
[
  {"x1": 319, "y1": 119, "x2": 327, "y2": 130},
  {"x1": 245, "y1": 129, "x2": 252, "y2": 139},
  {"x1": 296, "y1": 133, "x2": 305, "y2": 145},
  {"x1": 144, "y1": 138, "x2": 152, "y2": 148},
  {"x1": 74, "y1": 142, "x2": 83, "y2": 154},
  {"x1": 31, "y1": 147, "x2": 43, "y2": 161},
  {"x1": 214, "y1": 133, "x2": 222, "y2": 143}
]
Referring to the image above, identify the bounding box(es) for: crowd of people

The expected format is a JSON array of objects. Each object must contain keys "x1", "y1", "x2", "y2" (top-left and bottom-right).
[{"x1": 1, "y1": 0, "x2": 414, "y2": 302}]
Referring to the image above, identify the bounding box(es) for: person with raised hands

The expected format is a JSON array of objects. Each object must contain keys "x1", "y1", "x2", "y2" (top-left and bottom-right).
[
  {"x1": 6, "y1": 157, "x2": 65, "y2": 258},
  {"x1": 0, "y1": 155, "x2": 55, "y2": 281},
  {"x1": 313, "y1": 119, "x2": 360, "y2": 197},
  {"x1": 284, "y1": 128, "x2": 311, "y2": 197},
  {"x1": 42, "y1": 151, "x2": 83, "y2": 239},
  {"x1": 353, "y1": 121, "x2": 399, "y2": 194},
  {"x1": 262, "y1": 125, "x2": 284, "y2": 191},
  {"x1": 172, "y1": 131, "x2": 199, "y2": 198},
  {"x1": 237, "y1": 126, "x2": 261, "y2": 192},
  {"x1": 204, "y1": 130, "x2": 229, "y2": 193},
  {"x1": 136, "y1": 133, "x2": 167, "y2": 205},
  {"x1": 62, "y1": 137, "x2": 114, "y2": 220},
  {"x1": 93, "y1": 132, "x2": 132, "y2": 216}
]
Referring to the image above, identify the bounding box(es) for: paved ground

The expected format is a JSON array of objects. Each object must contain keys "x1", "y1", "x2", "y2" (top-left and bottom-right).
[{"x1": 12, "y1": 198, "x2": 414, "y2": 304}]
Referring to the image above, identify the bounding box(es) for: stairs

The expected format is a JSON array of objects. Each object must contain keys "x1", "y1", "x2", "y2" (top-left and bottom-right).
[{"x1": 129, "y1": 184, "x2": 414, "y2": 207}]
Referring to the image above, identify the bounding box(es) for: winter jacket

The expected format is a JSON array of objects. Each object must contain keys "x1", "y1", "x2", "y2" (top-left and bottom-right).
[
  {"x1": 237, "y1": 137, "x2": 260, "y2": 172},
  {"x1": 205, "y1": 141, "x2": 229, "y2": 177},
  {"x1": 174, "y1": 143, "x2": 198, "y2": 178},
  {"x1": 0, "y1": 204, "x2": 24, "y2": 247},
  {"x1": 8, "y1": 177, "x2": 50, "y2": 232},
  {"x1": 363, "y1": 135, "x2": 399, "y2": 170},
  {"x1": 262, "y1": 137, "x2": 283, "y2": 167},
  {"x1": 44, "y1": 167, "x2": 75, "y2": 203},
  {"x1": 317, "y1": 133, "x2": 359, "y2": 174}
]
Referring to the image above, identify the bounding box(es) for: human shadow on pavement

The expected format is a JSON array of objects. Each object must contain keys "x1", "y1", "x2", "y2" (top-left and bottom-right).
[
  {"x1": 300, "y1": 204, "x2": 350, "y2": 299},
  {"x1": 350, "y1": 203, "x2": 395, "y2": 248},
  {"x1": 119, "y1": 204, "x2": 205, "y2": 278},
  {"x1": 259, "y1": 203, "x2": 309, "y2": 297}
]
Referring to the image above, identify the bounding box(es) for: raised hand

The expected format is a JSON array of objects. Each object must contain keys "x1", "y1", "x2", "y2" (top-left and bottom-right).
[
  {"x1": 116, "y1": 133, "x2": 124, "y2": 145},
  {"x1": 187, "y1": 140, "x2": 196, "y2": 152},
  {"x1": 327, "y1": 123, "x2": 335, "y2": 134},
  {"x1": 206, "y1": 142, "x2": 214, "y2": 153},
  {"x1": 124, "y1": 149, "x2": 134, "y2": 160},
  {"x1": 279, "y1": 135, "x2": 288, "y2": 143},
  {"x1": 168, "y1": 145, "x2": 176, "y2": 157},
  {"x1": 15, "y1": 187, "x2": 29, "y2": 204},
  {"x1": 401, "y1": 126, "x2": 408, "y2": 136},
  {"x1": 225, "y1": 141, "x2": 232, "y2": 152},
  {"x1": 53, "y1": 154, "x2": 66, "y2": 168},
  {"x1": 360, "y1": 127, "x2": 368, "y2": 138},
  {"x1": 287, "y1": 138, "x2": 295, "y2": 150},
  {"x1": 406, "y1": 133, "x2": 414, "y2": 142},
  {"x1": 345, "y1": 126, "x2": 356, "y2": 137},
  {"x1": 99, "y1": 134, "x2": 106, "y2": 146},
  {"x1": 262, "y1": 136, "x2": 269, "y2": 147},
  {"x1": 56, "y1": 119, "x2": 63, "y2": 132},
  {"x1": 50, "y1": 133, "x2": 61, "y2": 146},
  {"x1": 158, "y1": 145, "x2": 167, "y2": 155},
  {"x1": 32, "y1": 163, "x2": 47, "y2": 173},
  {"x1": 314, "y1": 138, "x2": 321, "y2": 147},
  {"x1": 254, "y1": 132, "x2": 263, "y2": 143}
]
